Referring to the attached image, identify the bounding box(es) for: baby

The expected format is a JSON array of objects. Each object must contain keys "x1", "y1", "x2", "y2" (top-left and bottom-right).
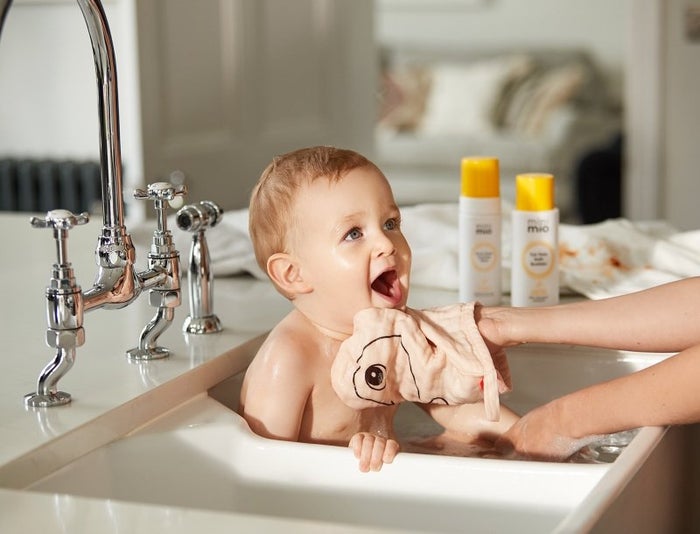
[{"x1": 240, "y1": 146, "x2": 517, "y2": 471}]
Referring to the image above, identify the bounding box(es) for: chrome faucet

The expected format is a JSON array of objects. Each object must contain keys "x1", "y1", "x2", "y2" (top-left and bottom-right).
[
  {"x1": 27, "y1": 210, "x2": 89, "y2": 408},
  {"x1": 1, "y1": 0, "x2": 137, "y2": 311},
  {"x1": 0, "y1": 0, "x2": 187, "y2": 407},
  {"x1": 127, "y1": 183, "x2": 186, "y2": 360}
]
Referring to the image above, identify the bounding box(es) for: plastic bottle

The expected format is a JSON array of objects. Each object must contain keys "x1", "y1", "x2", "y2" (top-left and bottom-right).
[
  {"x1": 511, "y1": 173, "x2": 559, "y2": 307},
  {"x1": 458, "y1": 157, "x2": 501, "y2": 305}
]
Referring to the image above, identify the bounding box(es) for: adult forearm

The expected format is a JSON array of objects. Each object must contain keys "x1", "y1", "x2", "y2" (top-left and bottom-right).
[
  {"x1": 497, "y1": 344, "x2": 700, "y2": 460},
  {"x1": 487, "y1": 278, "x2": 700, "y2": 352},
  {"x1": 558, "y1": 344, "x2": 700, "y2": 438}
]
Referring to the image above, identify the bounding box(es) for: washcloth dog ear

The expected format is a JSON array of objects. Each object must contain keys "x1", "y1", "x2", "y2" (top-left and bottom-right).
[{"x1": 330, "y1": 303, "x2": 511, "y2": 421}]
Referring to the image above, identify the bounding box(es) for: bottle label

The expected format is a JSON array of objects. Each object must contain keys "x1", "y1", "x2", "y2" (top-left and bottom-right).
[
  {"x1": 520, "y1": 240, "x2": 555, "y2": 279},
  {"x1": 471, "y1": 241, "x2": 498, "y2": 271},
  {"x1": 458, "y1": 204, "x2": 501, "y2": 305},
  {"x1": 511, "y1": 209, "x2": 559, "y2": 307}
]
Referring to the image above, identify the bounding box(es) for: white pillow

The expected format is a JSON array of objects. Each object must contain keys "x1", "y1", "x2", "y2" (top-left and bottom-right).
[{"x1": 419, "y1": 55, "x2": 531, "y2": 136}]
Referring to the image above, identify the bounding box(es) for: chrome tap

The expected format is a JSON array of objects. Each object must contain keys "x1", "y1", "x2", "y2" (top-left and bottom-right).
[
  {"x1": 176, "y1": 201, "x2": 224, "y2": 335},
  {"x1": 24, "y1": 180, "x2": 186, "y2": 406},
  {"x1": 25, "y1": 211, "x2": 89, "y2": 407},
  {"x1": 127, "y1": 182, "x2": 187, "y2": 360},
  {"x1": 0, "y1": 0, "x2": 187, "y2": 406}
]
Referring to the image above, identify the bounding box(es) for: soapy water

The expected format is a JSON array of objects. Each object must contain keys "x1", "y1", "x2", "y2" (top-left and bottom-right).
[
  {"x1": 401, "y1": 426, "x2": 637, "y2": 464},
  {"x1": 393, "y1": 404, "x2": 508, "y2": 459},
  {"x1": 393, "y1": 403, "x2": 638, "y2": 464},
  {"x1": 580, "y1": 429, "x2": 639, "y2": 463},
  {"x1": 402, "y1": 433, "x2": 505, "y2": 459}
]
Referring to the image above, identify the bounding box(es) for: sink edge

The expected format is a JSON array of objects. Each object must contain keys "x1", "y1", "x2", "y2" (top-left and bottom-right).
[{"x1": 0, "y1": 334, "x2": 266, "y2": 489}]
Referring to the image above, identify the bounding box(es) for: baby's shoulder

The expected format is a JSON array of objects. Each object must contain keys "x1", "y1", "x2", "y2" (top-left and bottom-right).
[
  {"x1": 252, "y1": 313, "x2": 319, "y2": 369},
  {"x1": 260, "y1": 327, "x2": 308, "y2": 361}
]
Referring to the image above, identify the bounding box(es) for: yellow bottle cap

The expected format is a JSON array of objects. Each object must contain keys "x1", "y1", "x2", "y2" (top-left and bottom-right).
[
  {"x1": 461, "y1": 157, "x2": 500, "y2": 198},
  {"x1": 516, "y1": 173, "x2": 555, "y2": 211}
]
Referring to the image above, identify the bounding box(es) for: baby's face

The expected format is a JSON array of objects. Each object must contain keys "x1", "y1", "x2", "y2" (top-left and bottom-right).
[{"x1": 291, "y1": 167, "x2": 412, "y2": 334}]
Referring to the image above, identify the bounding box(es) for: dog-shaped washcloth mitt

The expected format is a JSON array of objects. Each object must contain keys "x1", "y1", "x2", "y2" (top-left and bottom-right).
[{"x1": 330, "y1": 303, "x2": 511, "y2": 421}]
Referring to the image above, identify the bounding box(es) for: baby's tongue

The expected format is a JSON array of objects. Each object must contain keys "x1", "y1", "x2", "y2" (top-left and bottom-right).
[{"x1": 372, "y1": 270, "x2": 401, "y2": 303}]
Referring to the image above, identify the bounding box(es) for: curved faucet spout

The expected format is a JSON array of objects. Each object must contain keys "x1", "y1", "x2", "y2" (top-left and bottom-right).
[
  {"x1": 77, "y1": 0, "x2": 125, "y2": 230},
  {"x1": 75, "y1": 0, "x2": 140, "y2": 304},
  {"x1": 1, "y1": 0, "x2": 138, "y2": 305},
  {"x1": 1, "y1": 0, "x2": 126, "y2": 231}
]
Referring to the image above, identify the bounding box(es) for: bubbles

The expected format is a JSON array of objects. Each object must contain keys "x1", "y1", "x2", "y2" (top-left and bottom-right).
[{"x1": 570, "y1": 429, "x2": 639, "y2": 464}]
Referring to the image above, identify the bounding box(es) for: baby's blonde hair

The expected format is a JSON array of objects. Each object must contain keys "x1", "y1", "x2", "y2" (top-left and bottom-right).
[{"x1": 249, "y1": 146, "x2": 381, "y2": 271}]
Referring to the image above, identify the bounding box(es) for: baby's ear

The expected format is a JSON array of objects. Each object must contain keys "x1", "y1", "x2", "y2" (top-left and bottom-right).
[{"x1": 267, "y1": 253, "x2": 312, "y2": 296}]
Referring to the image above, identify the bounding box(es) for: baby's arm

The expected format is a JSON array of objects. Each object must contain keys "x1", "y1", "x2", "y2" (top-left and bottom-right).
[
  {"x1": 349, "y1": 432, "x2": 400, "y2": 472},
  {"x1": 240, "y1": 339, "x2": 312, "y2": 441},
  {"x1": 422, "y1": 402, "x2": 520, "y2": 443}
]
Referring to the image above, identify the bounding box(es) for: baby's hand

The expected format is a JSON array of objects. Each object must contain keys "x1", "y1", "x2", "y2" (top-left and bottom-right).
[{"x1": 349, "y1": 432, "x2": 400, "y2": 472}]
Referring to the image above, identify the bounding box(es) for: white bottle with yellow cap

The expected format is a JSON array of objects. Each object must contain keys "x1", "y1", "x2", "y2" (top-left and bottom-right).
[
  {"x1": 459, "y1": 157, "x2": 501, "y2": 305},
  {"x1": 511, "y1": 173, "x2": 559, "y2": 307}
]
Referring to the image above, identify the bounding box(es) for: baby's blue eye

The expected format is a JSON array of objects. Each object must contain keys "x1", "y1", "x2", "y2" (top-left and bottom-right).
[
  {"x1": 344, "y1": 227, "x2": 362, "y2": 241},
  {"x1": 384, "y1": 218, "x2": 399, "y2": 231}
]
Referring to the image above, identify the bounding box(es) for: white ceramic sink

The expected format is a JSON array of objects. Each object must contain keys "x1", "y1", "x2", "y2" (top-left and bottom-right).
[{"x1": 23, "y1": 343, "x2": 669, "y2": 534}]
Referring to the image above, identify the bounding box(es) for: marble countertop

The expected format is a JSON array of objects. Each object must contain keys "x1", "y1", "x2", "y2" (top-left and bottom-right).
[{"x1": 0, "y1": 212, "x2": 454, "y2": 532}]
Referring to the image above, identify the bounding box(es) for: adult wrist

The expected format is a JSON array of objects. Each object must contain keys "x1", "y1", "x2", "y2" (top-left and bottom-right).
[
  {"x1": 477, "y1": 305, "x2": 517, "y2": 347},
  {"x1": 551, "y1": 392, "x2": 590, "y2": 440}
]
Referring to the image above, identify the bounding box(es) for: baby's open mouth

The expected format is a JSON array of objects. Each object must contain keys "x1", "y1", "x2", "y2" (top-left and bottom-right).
[{"x1": 371, "y1": 269, "x2": 402, "y2": 304}]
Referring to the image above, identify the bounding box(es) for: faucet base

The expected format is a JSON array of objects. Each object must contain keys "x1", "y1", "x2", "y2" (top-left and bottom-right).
[
  {"x1": 126, "y1": 346, "x2": 170, "y2": 361},
  {"x1": 24, "y1": 391, "x2": 71, "y2": 408},
  {"x1": 183, "y1": 315, "x2": 223, "y2": 335}
]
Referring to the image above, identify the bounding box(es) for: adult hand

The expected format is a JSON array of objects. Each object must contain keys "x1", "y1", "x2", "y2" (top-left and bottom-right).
[
  {"x1": 475, "y1": 306, "x2": 517, "y2": 390},
  {"x1": 495, "y1": 401, "x2": 596, "y2": 461}
]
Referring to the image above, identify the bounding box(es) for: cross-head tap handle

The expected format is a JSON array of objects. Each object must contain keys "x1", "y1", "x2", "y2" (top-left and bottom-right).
[
  {"x1": 30, "y1": 209, "x2": 90, "y2": 231},
  {"x1": 30, "y1": 210, "x2": 90, "y2": 266},
  {"x1": 133, "y1": 181, "x2": 188, "y2": 203},
  {"x1": 134, "y1": 181, "x2": 188, "y2": 235}
]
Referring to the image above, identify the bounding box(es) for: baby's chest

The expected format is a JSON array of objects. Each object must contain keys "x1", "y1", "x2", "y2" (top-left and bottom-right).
[
  {"x1": 305, "y1": 388, "x2": 363, "y2": 435},
  {"x1": 304, "y1": 388, "x2": 397, "y2": 442}
]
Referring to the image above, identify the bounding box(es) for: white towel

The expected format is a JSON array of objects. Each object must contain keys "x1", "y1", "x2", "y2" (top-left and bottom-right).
[
  {"x1": 557, "y1": 218, "x2": 700, "y2": 299},
  {"x1": 401, "y1": 203, "x2": 700, "y2": 299},
  {"x1": 131, "y1": 209, "x2": 266, "y2": 280},
  {"x1": 132, "y1": 203, "x2": 700, "y2": 300}
]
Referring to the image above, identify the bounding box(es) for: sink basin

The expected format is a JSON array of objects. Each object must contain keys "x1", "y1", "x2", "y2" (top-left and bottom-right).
[{"x1": 23, "y1": 342, "x2": 669, "y2": 533}]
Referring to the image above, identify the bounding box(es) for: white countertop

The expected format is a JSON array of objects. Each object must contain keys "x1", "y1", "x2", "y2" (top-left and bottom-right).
[{"x1": 0, "y1": 212, "x2": 455, "y2": 532}]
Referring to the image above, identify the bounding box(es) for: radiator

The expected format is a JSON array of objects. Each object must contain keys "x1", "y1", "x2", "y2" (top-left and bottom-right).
[{"x1": 0, "y1": 158, "x2": 101, "y2": 214}]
